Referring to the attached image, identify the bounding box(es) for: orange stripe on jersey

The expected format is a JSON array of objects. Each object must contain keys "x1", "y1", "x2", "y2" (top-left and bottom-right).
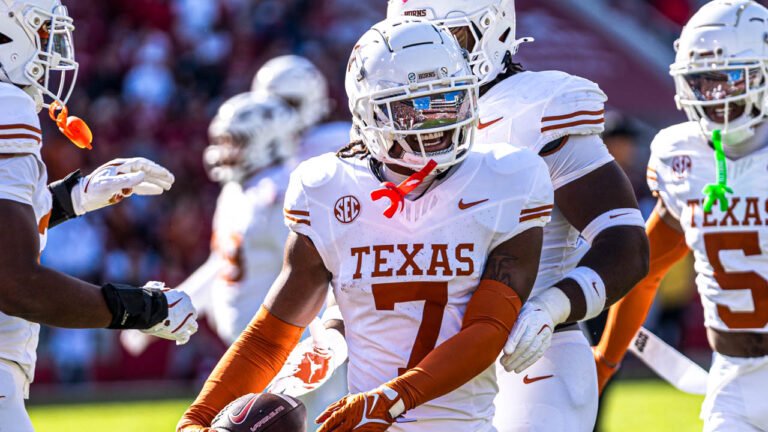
[
  {"x1": 38, "y1": 211, "x2": 51, "y2": 235},
  {"x1": 284, "y1": 209, "x2": 310, "y2": 217},
  {"x1": 647, "y1": 167, "x2": 657, "y2": 174},
  {"x1": 520, "y1": 211, "x2": 552, "y2": 222},
  {"x1": 647, "y1": 175, "x2": 658, "y2": 181},
  {"x1": 541, "y1": 118, "x2": 604, "y2": 133},
  {"x1": 521, "y1": 204, "x2": 554, "y2": 215},
  {"x1": 0, "y1": 124, "x2": 42, "y2": 134},
  {"x1": 0, "y1": 133, "x2": 41, "y2": 144},
  {"x1": 285, "y1": 215, "x2": 311, "y2": 226},
  {"x1": 542, "y1": 109, "x2": 605, "y2": 123}
]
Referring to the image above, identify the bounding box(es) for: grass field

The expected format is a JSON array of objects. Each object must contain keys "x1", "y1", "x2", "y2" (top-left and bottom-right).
[{"x1": 28, "y1": 380, "x2": 705, "y2": 432}]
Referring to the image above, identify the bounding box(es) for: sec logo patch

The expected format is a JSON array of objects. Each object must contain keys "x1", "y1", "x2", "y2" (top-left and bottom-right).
[{"x1": 335, "y1": 196, "x2": 361, "y2": 224}]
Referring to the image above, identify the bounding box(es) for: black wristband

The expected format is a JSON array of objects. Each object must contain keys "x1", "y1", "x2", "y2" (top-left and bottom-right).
[
  {"x1": 101, "y1": 283, "x2": 169, "y2": 329},
  {"x1": 48, "y1": 170, "x2": 82, "y2": 228}
]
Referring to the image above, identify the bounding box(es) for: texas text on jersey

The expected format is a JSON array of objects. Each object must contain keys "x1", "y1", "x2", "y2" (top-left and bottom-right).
[{"x1": 284, "y1": 147, "x2": 552, "y2": 431}]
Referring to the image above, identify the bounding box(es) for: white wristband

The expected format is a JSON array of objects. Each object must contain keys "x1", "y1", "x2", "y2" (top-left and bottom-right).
[
  {"x1": 580, "y1": 208, "x2": 645, "y2": 245},
  {"x1": 564, "y1": 266, "x2": 606, "y2": 321}
]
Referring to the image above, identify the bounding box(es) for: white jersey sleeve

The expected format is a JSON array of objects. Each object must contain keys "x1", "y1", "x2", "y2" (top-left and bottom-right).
[
  {"x1": 489, "y1": 148, "x2": 554, "y2": 250},
  {"x1": 0, "y1": 155, "x2": 39, "y2": 206},
  {"x1": 541, "y1": 134, "x2": 614, "y2": 190},
  {"x1": 537, "y1": 74, "x2": 607, "y2": 147},
  {"x1": 0, "y1": 83, "x2": 42, "y2": 158}
]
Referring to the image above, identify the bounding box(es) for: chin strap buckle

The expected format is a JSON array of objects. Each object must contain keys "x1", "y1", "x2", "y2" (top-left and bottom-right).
[{"x1": 371, "y1": 160, "x2": 438, "y2": 219}]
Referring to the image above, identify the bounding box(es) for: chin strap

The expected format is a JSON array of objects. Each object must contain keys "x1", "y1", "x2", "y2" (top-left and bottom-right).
[
  {"x1": 49, "y1": 101, "x2": 93, "y2": 150},
  {"x1": 371, "y1": 160, "x2": 437, "y2": 219},
  {"x1": 702, "y1": 129, "x2": 733, "y2": 213}
]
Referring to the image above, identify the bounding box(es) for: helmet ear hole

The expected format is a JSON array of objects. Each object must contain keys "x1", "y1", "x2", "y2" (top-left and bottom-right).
[{"x1": 0, "y1": 33, "x2": 10, "y2": 45}]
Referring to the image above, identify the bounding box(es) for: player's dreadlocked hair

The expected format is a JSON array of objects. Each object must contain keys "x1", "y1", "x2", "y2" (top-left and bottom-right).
[
  {"x1": 480, "y1": 52, "x2": 524, "y2": 97},
  {"x1": 336, "y1": 140, "x2": 370, "y2": 159}
]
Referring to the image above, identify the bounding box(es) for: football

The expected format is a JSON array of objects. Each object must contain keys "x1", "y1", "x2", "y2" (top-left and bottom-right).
[{"x1": 211, "y1": 393, "x2": 307, "y2": 432}]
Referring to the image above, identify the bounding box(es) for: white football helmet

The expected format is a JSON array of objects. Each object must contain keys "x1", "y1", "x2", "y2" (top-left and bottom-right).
[
  {"x1": 0, "y1": 0, "x2": 77, "y2": 108},
  {"x1": 671, "y1": 0, "x2": 768, "y2": 146},
  {"x1": 204, "y1": 93, "x2": 300, "y2": 184},
  {"x1": 346, "y1": 18, "x2": 479, "y2": 172},
  {"x1": 387, "y1": 0, "x2": 531, "y2": 86},
  {"x1": 252, "y1": 55, "x2": 330, "y2": 131}
]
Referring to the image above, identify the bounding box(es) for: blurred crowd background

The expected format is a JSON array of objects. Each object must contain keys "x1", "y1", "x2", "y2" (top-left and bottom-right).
[{"x1": 30, "y1": 0, "x2": 767, "y2": 405}]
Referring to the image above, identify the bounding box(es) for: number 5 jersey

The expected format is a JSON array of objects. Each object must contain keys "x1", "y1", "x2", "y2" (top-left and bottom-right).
[
  {"x1": 284, "y1": 147, "x2": 553, "y2": 431},
  {"x1": 649, "y1": 121, "x2": 768, "y2": 332}
]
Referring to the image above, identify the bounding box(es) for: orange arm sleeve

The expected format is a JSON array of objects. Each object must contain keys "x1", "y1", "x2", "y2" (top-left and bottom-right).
[
  {"x1": 596, "y1": 210, "x2": 689, "y2": 366},
  {"x1": 388, "y1": 280, "x2": 521, "y2": 410},
  {"x1": 177, "y1": 306, "x2": 304, "y2": 429}
]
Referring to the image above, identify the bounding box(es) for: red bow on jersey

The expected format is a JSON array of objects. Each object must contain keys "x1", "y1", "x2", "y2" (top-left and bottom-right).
[{"x1": 370, "y1": 160, "x2": 438, "y2": 219}]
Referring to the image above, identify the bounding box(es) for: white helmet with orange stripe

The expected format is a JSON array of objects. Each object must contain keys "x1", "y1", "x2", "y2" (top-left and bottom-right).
[
  {"x1": 387, "y1": 0, "x2": 532, "y2": 86},
  {"x1": 345, "y1": 18, "x2": 479, "y2": 172},
  {"x1": 0, "y1": 0, "x2": 77, "y2": 109}
]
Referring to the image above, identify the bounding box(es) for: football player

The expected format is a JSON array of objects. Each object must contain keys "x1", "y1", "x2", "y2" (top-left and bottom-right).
[
  {"x1": 388, "y1": 2, "x2": 651, "y2": 431},
  {"x1": 177, "y1": 92, "x2": 302, "y2": 345},
  {"x1": 178, "y1": 18, "x2": 553, "y2": 432},
  {"x1": 0, "y1": 0, "x2": 197, "y2": 429},
  {"x1": 595, "y1": 2, "x2": 768, "y2": 431}
]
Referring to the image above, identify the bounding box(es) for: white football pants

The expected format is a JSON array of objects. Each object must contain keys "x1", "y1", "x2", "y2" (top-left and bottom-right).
[
  {"x1": 493, "y1": 330, "x2": 598, "y2": 432},
  {"x1": 0, "y1": 359, "x2": 33, "y2": 432},
  {"x1": 702, "y1": 352, "x2": 768, "y2": 432}
]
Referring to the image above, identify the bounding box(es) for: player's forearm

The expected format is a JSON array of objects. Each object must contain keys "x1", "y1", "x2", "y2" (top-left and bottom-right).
[
  {"x1": 390, "y1": 321, "x2": 508, "y2": 411},
  {"x1": 0, "y1": 265, "x2": 111, "y2": 327},
  {"x1": 389, "y1": 280, "x2": 521, "y2": 411},
  {"x1": 597, "y1": 210, "x2": 689, "y2": 364},
  {"x1": 559, "y1": 225, "x2": 650, "y2": 322},
  {"x1": 181, "y1": 306, "x2": 304, "y2": 428}
]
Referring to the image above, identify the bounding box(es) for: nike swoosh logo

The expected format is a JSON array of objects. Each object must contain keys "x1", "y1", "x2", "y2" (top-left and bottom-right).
[
  {"x1": 523, "y1": 374, "x2": 554, "y2": 384},
  {"x1": 229, "y1": 394, "x2": 259, "y2": 424},
  {"x1": 478, "y1": 117, "x2": 503, "y2": 130},
  {"x1": 609, "y1": 212, "x2": 631, "y2": 219},
  {"x1": 592, "y1": 282, "x2": 599, "y2": 294},
  {"x1": 459, "y1": 198, "x2": 489, "y2": 210}
]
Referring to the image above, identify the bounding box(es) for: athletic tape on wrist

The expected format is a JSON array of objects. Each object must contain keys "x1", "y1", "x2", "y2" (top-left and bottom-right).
[
  {"x1": 565, "y1": 266, "x2": 606, "y2": 321},
  {"x1": 580, "y1": 208, "x2": 645, "y2": 245}
]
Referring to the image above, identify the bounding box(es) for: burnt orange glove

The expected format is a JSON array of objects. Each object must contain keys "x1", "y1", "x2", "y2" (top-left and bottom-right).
[{"x1": 316, "y1": 385, "x2": 404, "y2": 432}]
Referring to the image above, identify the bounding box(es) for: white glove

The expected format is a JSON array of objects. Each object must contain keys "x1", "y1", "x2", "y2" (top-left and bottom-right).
[
  {"x1": 140, "y1": 282, "x2": 198, "y2": 345},
  {"x1": 500, "y1": 289, "x2": 571, "y2": 373},
  {"x1": 72, "y1": 158, "x2": 175, "y2": 215},
  {"x1": 267, "y1": 319, "x2": 348, "y2": 397}
]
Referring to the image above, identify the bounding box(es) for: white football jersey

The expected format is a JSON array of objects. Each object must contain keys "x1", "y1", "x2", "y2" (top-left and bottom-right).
[
  {"x1": 182, "y1": 165, "x2": 291, "y2": 344},
  {"x1": 475, "y1": 71, "x2": 614, "y2": 296},
  {"x1": 284, "y1": 148, "x2": 553, "y2": 431},
  {"x1": 0, "y1": 83, "x2": 52, "y2": 381},
  {"x1": 649, "y1": 122, "x2": 768, "y2": 333}
]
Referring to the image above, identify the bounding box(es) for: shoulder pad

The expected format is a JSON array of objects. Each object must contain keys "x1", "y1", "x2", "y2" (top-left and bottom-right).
[
  {"x1": 650, "y1": 121, "x2": 703, "y2": 157},
  {"x1": 0, "y1": 83, "x2": 40, "y2": 129},
  {"x1": 0, "y1": 83, "x2": 42, "y2": 155},
  {"x1": 293, "y1": 153, "x2": 343, "y2": 189},
  {"x1": 538, "y1": 72, "x2": 607, "y2": 147}
]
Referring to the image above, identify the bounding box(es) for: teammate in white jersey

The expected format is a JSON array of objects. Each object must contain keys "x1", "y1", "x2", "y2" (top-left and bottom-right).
[
  {"x1": 387, "y1": 2, "x2": 650, "y2": 431},
  {"x1": 179, "y1": 18, "x2": 552, "y2": 432},
  {"x1": 178, "y1": 92, "x2": 300, "y2": 344},
  {"x1": 596, "y1": 2, "x2": 768, "y2": 431},
  {"x1": 0, "y1": 1, "x2": 198, "y2": 430}
]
